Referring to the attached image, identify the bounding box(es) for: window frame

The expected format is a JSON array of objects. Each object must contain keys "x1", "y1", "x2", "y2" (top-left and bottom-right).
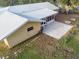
[{"x1": 27, "y1": 26, "x2": 33, "y2": 32}]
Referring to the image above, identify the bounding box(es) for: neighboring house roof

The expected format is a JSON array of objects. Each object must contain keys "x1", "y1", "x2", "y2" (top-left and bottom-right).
[
  {"x1": 9, "y1": 2, "x2": 59, "y2": 14},
  {"x1": 0, "y1": 11, "x2": 28, "y2": 40},
  {"x1": 22, "y1": 8, "x2": 58, "y2": 19}
]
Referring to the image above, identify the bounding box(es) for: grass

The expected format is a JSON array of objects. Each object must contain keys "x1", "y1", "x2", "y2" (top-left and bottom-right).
[
  {"x1": 8, "y1": 43, "x2": 44, "y2": 59},
  {"x1": 59, "y1": 18, "x2": 79, "y2": 59},
  {"x1": 66, "y1": 31, "x2": 79, "y2": 53},
  {"x1": 62, "y1": 33, "x2": 79, "y2": 58},
  {"x1": 15, "y1": 47, "x2": 43, "y2": 59}
]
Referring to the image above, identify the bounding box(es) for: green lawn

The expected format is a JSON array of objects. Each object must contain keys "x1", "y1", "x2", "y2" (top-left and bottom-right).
[
  {"x1": 8, "y1": 43, "x2": 44, "y2": 59},
  {"x1": 59, "y1": 18, "x2": 79, "y2": 59},
  {"x1": 15, "y1": 47, "x2": 43, "y2": 59}
]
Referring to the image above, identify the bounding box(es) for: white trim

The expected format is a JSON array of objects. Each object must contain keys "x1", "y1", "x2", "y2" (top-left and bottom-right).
[{"x1": 4, "y1": 38, "x2": 10, "y2": 48}]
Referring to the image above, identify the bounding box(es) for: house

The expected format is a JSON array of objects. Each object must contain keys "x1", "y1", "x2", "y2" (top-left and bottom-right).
[
  {"x1": 0, "y1": 11, "x2": 41, "y2": 48},
  {"x1": 0, "y1": 2, "x2": 59, "y2": 48}
]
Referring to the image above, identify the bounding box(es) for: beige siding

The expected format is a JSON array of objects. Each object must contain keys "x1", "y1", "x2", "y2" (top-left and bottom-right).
[{"x1": 4, "y1": 22, "x2": 41, "y2": 48}]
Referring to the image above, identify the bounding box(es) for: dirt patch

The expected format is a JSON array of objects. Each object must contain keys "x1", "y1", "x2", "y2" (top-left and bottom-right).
[
  {"x1": 32, "y1": 33, "x2": 76, "y2": 59},
  {"x1": 55, "y1": 14, "x2": 79, "y2": 24}
]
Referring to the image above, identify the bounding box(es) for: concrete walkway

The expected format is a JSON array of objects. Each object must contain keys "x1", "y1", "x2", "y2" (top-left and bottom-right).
[{"x1": 43, "y1": 21, "x2": 73, "y2": 39}]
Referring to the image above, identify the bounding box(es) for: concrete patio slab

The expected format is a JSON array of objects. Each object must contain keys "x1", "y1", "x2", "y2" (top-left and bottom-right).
[{"x1": 43, "y1": 21, "x2": 73, "y2": 39}]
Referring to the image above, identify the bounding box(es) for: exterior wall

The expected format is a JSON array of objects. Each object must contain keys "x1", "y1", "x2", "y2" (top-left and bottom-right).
[{"x1": 4, "y1": 22, "x2": 41, "y2": 48}]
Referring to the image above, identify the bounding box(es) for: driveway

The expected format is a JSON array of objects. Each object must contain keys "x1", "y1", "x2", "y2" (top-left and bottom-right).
[{"x1": 43, "y1": 21, "x2": 73, "y2": 39}]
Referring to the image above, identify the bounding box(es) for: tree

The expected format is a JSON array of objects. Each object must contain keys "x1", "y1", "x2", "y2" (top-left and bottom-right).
[{"x1": 10, "y1": 0, "x2": 16, "y2": 5}]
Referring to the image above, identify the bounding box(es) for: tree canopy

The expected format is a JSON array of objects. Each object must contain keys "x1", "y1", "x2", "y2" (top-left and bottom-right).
[{"x1": 0, "y1": 0, "x2": 79, "y2": 6}]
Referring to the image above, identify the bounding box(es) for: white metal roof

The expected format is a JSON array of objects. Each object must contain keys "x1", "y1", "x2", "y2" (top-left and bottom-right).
[
  {"x1": 9, "y1": 2, "x2": 59, "y2": 14},
  {"x1": 22, "y1": 8, "x2": 58, "y2": 19},
  {"x1": 22, "y1": 16, "x2": 44, "y2": 22},
  {"x1": 0, "y1": 7, "x2": 42, "y2": 22},
  {"x1": 0, "y1": 11, "x2": 28, "y2": 40},
  {"x1": 0, "y1": 7, "x2": 10, "y2": 14},
  {"x1": 0, "y1": 2, "x2": 58, "y2": 22}
]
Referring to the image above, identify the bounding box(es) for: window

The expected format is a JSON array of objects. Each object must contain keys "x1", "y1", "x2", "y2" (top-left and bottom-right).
[
  {"x1": 51, "y1": 15, "x2": 54, "y2": 19},
  {"x1": 44, "y1": 22, "x2": 46, "y2": 24},
  {"x1": 41, "y1": 22, "x2": 46, "y2": 25},
  {"x1": 42, "y1": 18, "x2": 45, "y2": 20},
  {"x1": 46, "y1": 15, "x2": 55, "y2": 22},
  {"x1": 27, "y1": 26, "x2": 33, "y2": 32},
  {"x1": 41, "y1": 22, "x2": 43, "y2": 24},
  {"x1": 49, "y1": 16, "x2": 52, "y2": 21},
  {"x1": 46, "y1": 16, "x2": 51, "y2": 22}
]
